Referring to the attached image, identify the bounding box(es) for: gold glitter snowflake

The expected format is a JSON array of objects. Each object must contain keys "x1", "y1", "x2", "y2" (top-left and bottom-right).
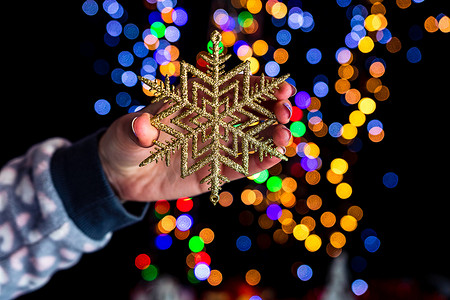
[{"x1": 138, "y1": 30, "x2": 289, "y2": 205}]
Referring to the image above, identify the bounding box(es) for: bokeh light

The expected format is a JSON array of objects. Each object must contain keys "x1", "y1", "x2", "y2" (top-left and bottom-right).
[
  {"x1": 383, "y1": 172, "x2": 399, "y2": 188},
  {"x1": 352, "y1": 279, "x2": 369, "y2": 296},
  {"x1": 297, "y1": 264, "x2": 313, "y2": 281}
]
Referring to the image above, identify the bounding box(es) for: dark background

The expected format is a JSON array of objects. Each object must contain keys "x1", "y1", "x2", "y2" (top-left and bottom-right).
[{"x1": 2, "y1": 0, "x2": 449, "y2": 299}]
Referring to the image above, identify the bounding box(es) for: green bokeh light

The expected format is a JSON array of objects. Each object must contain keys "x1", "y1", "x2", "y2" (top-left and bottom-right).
[
  {"x1": 290, "y1": 121, "x2": 306, "y2": 137},
  {"x1": 189, "y1": 236, "x2": 205, "y2": 253},
  {"x1": 253, "y1": 169, "x2": 270, "y2": 184},
  {"x1": 150, "y1": 22, "x2": 166, "y2": 38},
  {"x1": 266, "y1": 176, "x2": 282, "y2": 192},
  {"x1": 238, "y1": 11, "x2": 253, "y2": 28},
  {"x1": 141, "y1": 264, "x2": 158, "y2": 281}
]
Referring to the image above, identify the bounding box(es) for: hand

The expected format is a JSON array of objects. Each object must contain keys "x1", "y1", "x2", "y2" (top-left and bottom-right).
[{"x1": 98, "y1": 77, "x2": 296, "y2": 202}]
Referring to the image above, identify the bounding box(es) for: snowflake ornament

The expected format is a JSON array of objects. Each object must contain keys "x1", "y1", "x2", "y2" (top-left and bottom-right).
[{"x1": 138, "y1": 30, "x2": 289, "y2": 205}]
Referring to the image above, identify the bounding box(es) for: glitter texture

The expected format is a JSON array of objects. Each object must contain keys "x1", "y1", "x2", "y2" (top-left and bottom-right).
[{"x1": 138, "y1": 30, "x2": 288, "y2": 205}]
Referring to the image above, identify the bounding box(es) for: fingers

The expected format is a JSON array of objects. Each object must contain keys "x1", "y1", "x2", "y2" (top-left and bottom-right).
[
  {"x1": 274, "y1": 81, "x2": 297, "y2": 100},
  {"x1": 131, "y1": 112, "x2": 159, "y2": 148}
]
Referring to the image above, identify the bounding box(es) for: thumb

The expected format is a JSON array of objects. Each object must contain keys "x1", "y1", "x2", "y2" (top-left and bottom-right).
[
  {"x1": 99, "y1": 111, "x2": 160, "y2": 174},
  {"x1": 131, "y1": 112, "x2": 159, "y2": 148}
]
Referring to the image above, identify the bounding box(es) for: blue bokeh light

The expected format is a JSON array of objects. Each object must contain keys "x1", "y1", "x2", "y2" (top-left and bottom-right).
[
  {"x1": 306, "y1": 48, "x2": 322, "y2": 64},
  {"x1": 352, "y1": 279, "x2": 369, "y2": 296},
  {"x1": 121, "y1": 70, "x2": 138, "y2": 87},
  {"x1": 155, "y1": 234, "x2": 173, "y2": 250},
  {"x1": 124, "y1": 23, "x2": 139, "y2": 40},
  {"x1": 236, "y1": 235, "x2": 252, "y2": 251},
  {"x1": 313, "y1": 81, "x2": 329, "y2": 98},
  {"x1": 176, "y1": 214, "x2": 193, "y2": 231},
  {"x1": 94, "y1": 99, "x2": 111, "y2": 115},
  {"x1": 194, "y1": 263, "x2": 211, "y2": 281},
  {"x1": 118, "y1": 51, "x2": 134, "y2": 67},
  {"x1": 276, "y1": 29, "x2": 292, "y2": 45},
  {"x1": 407, "y1": 47, "x2": 422, "y2": 63},
  {"x1": 383, "y1": 172, "x2": 398, "y2": 188},
  {"x1": 364, "y1": 236, "x2": 381, "y2": 253},
  {"x1": 106, "y1": 20, "x2": 122, "y2": 37},
  {"x1": 297, "y1": 264, "x2": 313, "y2": 281},
  {"x1": 265, "y1": 61, "x2": 280, "y2": 77},
  {"x1": 82, "y1": 0, "x2": 99, "y2": 16}
]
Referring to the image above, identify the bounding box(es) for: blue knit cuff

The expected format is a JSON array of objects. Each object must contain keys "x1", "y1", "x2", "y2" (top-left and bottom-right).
[{"x1": 50, "y1": 129, "x2": 148, "y2": 240}]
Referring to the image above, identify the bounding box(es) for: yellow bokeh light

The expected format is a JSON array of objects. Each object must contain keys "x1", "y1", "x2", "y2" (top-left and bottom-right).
[
  {"x1": 338, "y1": 64, "x2": 355, "y2": 80},
  {"x1": 348, "y1": 205, "x2": 364, "y2": 221},
  {"x1": 320, "y1": 211, "x2": 336, "y2": 228},
  {"x1": 330, "y1": 158, "x2": 348, "y2": 175},
  {"x1": 208, "y1": 269, "x2": 223, "y2": 286},
  {"x1": 326, "y1": 243, "x2": 342, "y2": 258},
  {"x1": 280, "y1": 192, "x2": 296, "y2": 208},
  {"x1": 366, "y1": 77, "x2": 382, "y2": 93},
  {"x1": 221, "y1": 30, "x2": 237, "y2": 47},
  {"x1": 247, "y1": 0, "x2": 263, "y2": 14},
  {"x1": 301, "y1": 216, "x2": 316, "y2": 231},
  {"x1": 306, "y1": 194, "x2": 322, "y2": 210},
  {"x1": 386, "y1": 36, "x2": 402, "y2": 53},
  {"x1": 174, "y1": 227, "x2": 190, "y2": 240},
  {"x1": 273, "y1": 48, "x2": 289, "y2": 64},
  {"x1": 424, "y1": 16, "x2": 439, "y2": 33},
  {"x1": 160, "y1": 215, "x2": 176, "y2": 232},
  {"x1": 199, "y1": 228, "x2": 215, "y2": 244},
  {"x1": 336, "y1": 182, "x2": 352, "y2": 199},
  {"x1": 293, "y1": 224, "x2": 309, "y2": 241},
  {"x1": 358, "y1": 36, "x2": 375, "y2": 53},
  {"x1": 219, "y1": 191, "x2": 233, "y2": 207},
  {"x1": 365, "y1": 14, "x2": 387, "y2": 31},
  {"x1": 335, "y1": 78, "x2": 351, "y2": 94},
  {"x1": 273, "y1": 228, "x2": 289, "y2": 244},
  {"x1": 252, "y1": 39, "x2": 268, "y2": 56},
  {"x1": 305, "y1": 234, "x2": 322, "y2": 252},
  {"x1": 358, "y1": 97, "x2": 376, "y2": 114},
  {"x1": 326, "y1": 169, "x2": 343, "y2": 184},
  {"x1": 375, "y1": 85, "x2": 390, "y2": 101},
  {"x1": 369, "y1": 62, "x2": 385, "y2": 78},
  {"x1": 246, "y1": 57, "x2": 260, "y2": 74},
  {"x1": 345, "y1": 89, "x2": 361, "y2": 104},
  {"x1": 305, "y1": 170, "x2": 321, "y2": 185},
  {"x1": 396, "y1": 0, "x2": 411, "y2": 9},
  {"x1": 330, "y1": 231, "x2": 346, "y2": 248},
  {"x1": 371, "y1": 2, "x2": 386, "y2": 15},
  {"x1": 341, "y1": 123, "x2": 358, "y2": 140},
  {"x1": 340, "y1": 215, "x2": 358, "y2": 232},
  {"x1": 258, "y1": 214, "x2": 274, "y2": 229},
  {"x1": 271, "y1": 2, "x2": 288, "y2": 19},
  {"x1": 439, "y1": 15, "x2": 450, "y2": 33},
  {"x1": 282, "y1": 177, "x2": 298, "y2": 193},
  {"x1": 281, "y1": 218, "x2": 296, "y2": 234},
  {"x1": 241, "y1": 189, "x2": 256, "y2": 205},
  {"x1": 304, "y1": 142, "x2": 320, "y2": 158},
  {"x1": 349, "y1": 110, "x2": 366, "y2": 127},
  {"x1": 245, "y1": 269, "x2": 261, "y2": 286},
  {"x1": 279, "y1": 209, "x2": 294, "y2": 224}
]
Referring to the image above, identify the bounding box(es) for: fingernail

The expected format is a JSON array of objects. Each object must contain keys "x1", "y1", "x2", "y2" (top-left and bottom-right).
[
  {"x1": 289, "y1": 83, "x2": 297, "y2": 97},
  {"x1": 284, "y1": 102, "x2": 293, "y2": 119},
  {"x1": 131, "y1": 116, "x2": 138, "y2": 137},
  {"x1": 283, "y1": 125, "x2": 292, "y2": 141},
  {"x1": 276, "y1": 146, "x2": 286, "y2": 154}
]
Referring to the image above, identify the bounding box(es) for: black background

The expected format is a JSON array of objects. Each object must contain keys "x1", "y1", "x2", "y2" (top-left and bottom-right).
[{"x1": 2, "y1": 0, "x2": 449, "y2": 299}]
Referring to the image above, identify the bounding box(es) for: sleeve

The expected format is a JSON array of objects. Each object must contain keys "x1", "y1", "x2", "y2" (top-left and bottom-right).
[{"x1": 0, "y1": 131, "x2": 148, "y2": 299}]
